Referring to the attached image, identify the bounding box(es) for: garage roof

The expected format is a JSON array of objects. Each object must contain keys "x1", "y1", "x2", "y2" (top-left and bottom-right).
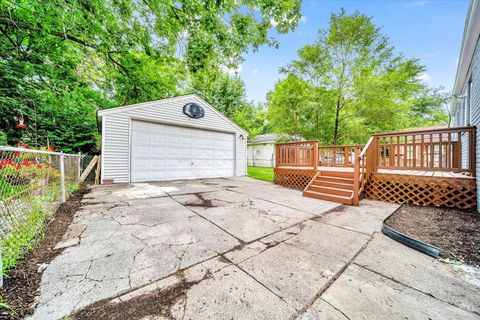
[{"x1": 97, "y1": 94, "x2": 248, "y2": 135}]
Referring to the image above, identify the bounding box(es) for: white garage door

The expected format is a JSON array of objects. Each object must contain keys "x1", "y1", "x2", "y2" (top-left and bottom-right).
[{"x1": 130, "y1": 121, "x2": 235, "y2": 182}]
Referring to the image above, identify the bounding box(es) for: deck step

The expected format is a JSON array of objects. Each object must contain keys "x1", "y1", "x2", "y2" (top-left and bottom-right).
[
  {"x1": 320, "y1": 170, "x2": 354, "y2": 179},
  {"x1": 303, "y1": 169, "x2": 356, "y2": 205},
  {"x1": 311, "y1": 179, "x2": 354, "y2": 190},
  {"x1": 314, "y1": 175, "x2": 354, "y2": 184},
  {"x1": 303, "y1": 190, "x2": 353, "y2": 204},
  {"x1": 307, "y1": 185, "x2": 353, "y2": 197}
]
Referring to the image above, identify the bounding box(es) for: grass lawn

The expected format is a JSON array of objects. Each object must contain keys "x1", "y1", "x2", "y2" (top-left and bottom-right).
[{"x1": 247, "y1": 166, "x2": 274, "y2": 182}]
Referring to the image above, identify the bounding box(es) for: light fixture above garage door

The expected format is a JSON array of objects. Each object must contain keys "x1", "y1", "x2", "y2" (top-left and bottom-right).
[{"x1": 183, "y1": 102, "x2": 205, "y2": 119}]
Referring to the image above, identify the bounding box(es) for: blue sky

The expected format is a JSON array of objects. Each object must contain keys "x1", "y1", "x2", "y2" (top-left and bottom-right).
[{"x1": 238, "y1": 0, "x2": 469, "y2": 103}]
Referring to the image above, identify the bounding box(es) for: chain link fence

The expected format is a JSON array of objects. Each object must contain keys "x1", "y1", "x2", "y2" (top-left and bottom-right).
[
  {"x1": 0, "y1": 146, "x2": 84, "y2": 286},
  {"x1": 81, "y1": 154, "x2": 99, "y2": 185}
]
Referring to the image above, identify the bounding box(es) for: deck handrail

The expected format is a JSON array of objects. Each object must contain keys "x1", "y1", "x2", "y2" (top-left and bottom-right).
[
  {"x1": 373, "y1": 126, "x2": 476, "y2": 175},
  {"x1": 353, "y1": 136, "x2": 377, "y2": 204},
  {"x1": 371, "y1": 125, "x2": 475, "y2": 137},
  {"x1": 275, "y1": 140, "x2": 318, "y2": 170},
  {"x1": 318, "y1": 145, "x2": 364, "y2": 167}
]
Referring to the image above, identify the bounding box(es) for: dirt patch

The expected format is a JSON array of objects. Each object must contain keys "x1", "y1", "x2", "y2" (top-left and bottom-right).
[
  {"x1": 184, "y1": 193, "x2": 216, "y2": 208},
  {"x1": 72, "y1": 272, "x2": 210, "y2": 320},
  {"x1": 0, "y1": 186, "x2": 89, "y2": 320},
  {"x1": 385, "y1": 204, "x2": 480, "y2": 266}
]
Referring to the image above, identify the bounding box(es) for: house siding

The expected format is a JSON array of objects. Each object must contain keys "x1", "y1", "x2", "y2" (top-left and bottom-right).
[
  {"x1": 247, "y1": 143, "x2": 275, "y2": 167},
  {"x1": 101, "y1": 95, "x2": 247, "y2": 183},
  {"x1": 453, "y1": 35, "x2": 480, "y2": 210}
]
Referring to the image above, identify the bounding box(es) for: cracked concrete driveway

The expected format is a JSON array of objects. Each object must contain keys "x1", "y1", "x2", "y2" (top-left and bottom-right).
[{"x1": 29, "y1": 177, "x2": 480, "y2": 320}]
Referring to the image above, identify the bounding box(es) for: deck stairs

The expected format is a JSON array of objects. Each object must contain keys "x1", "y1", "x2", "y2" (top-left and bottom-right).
[{"x1": 303, "y1": 170, "x2": 354, "y2": 205}]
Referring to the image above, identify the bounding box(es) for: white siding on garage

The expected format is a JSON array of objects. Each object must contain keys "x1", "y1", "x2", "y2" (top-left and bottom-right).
[{"x1": 100, "y1": 94, "x2": 247, "y2": 183}]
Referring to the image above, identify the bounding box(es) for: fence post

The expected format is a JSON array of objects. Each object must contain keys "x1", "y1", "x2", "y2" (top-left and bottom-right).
[
  {"x1": 77, "y1": 152, "x2": 82, "y2": 183},
  {"x1": 60, "y1": 152, "x2": 66, "y2": 203}
]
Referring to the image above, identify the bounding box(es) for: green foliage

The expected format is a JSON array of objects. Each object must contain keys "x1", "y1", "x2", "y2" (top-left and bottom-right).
[
  {"x1": 1, "y1": 203, "x2": 46, "y2": 274},
  {"x1": 247, "y1": 166, "x2": 273, "y2": 182},
  {"x1": 232, "y1": 104, "x2": 270, "y2": 138},
  {"x1": 270, "y1": 9, "x2": 447, "y2": 145},
  {"x1": 0, "y1": 0, "x2": 301, "y2": 152}
]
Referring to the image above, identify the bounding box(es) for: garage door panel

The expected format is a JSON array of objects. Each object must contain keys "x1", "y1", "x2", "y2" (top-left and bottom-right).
[
  {"x1": 134, "y1": 132, "x2": 151, "y2": 143},
  {"x1": 151, "y1": 146, "x2": 166, "y2": 156},
  {"x1": 132, "y1": 158, "x2": 150, "y2": 169},
  {"x1": 132, "y1": 145, "x2": 150, "y2": 156},
  {"x1": 131, "y1": 121, "x2": 234, "y2": 182}
]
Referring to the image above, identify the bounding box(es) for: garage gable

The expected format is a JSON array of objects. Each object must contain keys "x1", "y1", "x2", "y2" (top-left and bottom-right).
[{"x1": 98, "y1": 94, "x2": 247, "y2": 135}]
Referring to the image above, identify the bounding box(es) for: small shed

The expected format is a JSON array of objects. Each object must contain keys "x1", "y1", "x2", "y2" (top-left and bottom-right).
[
  {"x1": 248, "y1": 134, "x2": 303, "y2": 167},
  {"x1": 98, "y1": 94, "x2": 248, "y2": 183}
]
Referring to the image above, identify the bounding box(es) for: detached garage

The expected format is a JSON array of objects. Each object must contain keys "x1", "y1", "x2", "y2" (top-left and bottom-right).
[{"x1": 98, "y1": 94, "x2": 248, "y2": 183}]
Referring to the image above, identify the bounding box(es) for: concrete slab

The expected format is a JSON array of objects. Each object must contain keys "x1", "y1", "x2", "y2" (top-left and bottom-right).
[
  {"x1": 174, "y1": 190, "x2": 313, "y2": 242},
  {"x1": 84, "y1": 183, "x2": 170, "y2": 203},
  {"x1": 202, "y1": 176, "x2": 271, "y2": 187},
  {"x1": 171, "y1": 264, "x2": 297, "y2": 320},
  {"x1": 317, "y1": 199, "x2": 400, "y2": 235},
  {"x1": 321, "y1": 264, "x2": 479, "y2": 320},
  {"x1": 224, "y1": 241, "x2": 268, "y2": 264},
  {"x1": 239, "y1": 242, "x2": 344, "y2": 310},
  {"x1": 29, "y1": 178, "x2": 480, "y2": 319},
  {"x1": 284, "y1": 220, "x2": 370, "y2": 263},
  {"x1": 150, "y1": 179, "x2": 222, "y2": 195},
  {"x1": 29, "y1": 190, "x2": 239, "y2": 320},
  {"x1": 298, "y1": 298, "x2": 349, "y2": 320},
  {"x1": 354, "y1": 233, "x2": 480, "y2": 314},
  {"x1": 109, "y1": 257, "x2": 296, "y2": 320},
  {"x1": 230, "y1": 184, "x2": 341, "y2": 216}
]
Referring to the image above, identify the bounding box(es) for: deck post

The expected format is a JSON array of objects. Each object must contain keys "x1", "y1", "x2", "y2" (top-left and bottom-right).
[
  {"x1": 353, "y1": 149, "x2": 360, "y2": 205},
  {"x1": 469, "y1": 128, "x2": 476, "y2": 176},
  {"x1": 313, "y1": 141, "x2": 318, "y2": 171}
]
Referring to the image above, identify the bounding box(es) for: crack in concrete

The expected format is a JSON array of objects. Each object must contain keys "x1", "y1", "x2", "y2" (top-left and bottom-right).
[
  {"x1": 293, "y1": 232, "x2": 377, "y2": 319},
  {"x1": 353, "y1": 263, "x2": 480, "y2": 317},
  {"x1": 128, "y1": 248, "x2": 146, "y2": 289},
  {"x1": 321, "y1": 298, "x2": 352, "y2": 320}
]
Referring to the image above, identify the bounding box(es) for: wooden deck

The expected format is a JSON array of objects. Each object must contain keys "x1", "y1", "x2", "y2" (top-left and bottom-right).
[
  {"x1": 278, "y1": 165, "x2": 474, "y2": 179},
  {"x1": 274, "y1": 126, "x2": 477, "y2": 209}
]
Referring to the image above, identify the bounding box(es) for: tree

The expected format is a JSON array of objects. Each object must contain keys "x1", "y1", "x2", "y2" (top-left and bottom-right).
[
  {"x1": 232, "y1": 103, "x2": 270, "y2": 138},
  {"x1": 0, "y1": 0, "x2": 302, "y2": 151},
  {"x1": 189, "y1": 68, "x2": 248, "y2": 119},
  {"x1": 267, "y1": 75, "x2": 315, "y2": 140},
  {"x1": 278, "y1": 9, "x2": 446, "y2": 145}
]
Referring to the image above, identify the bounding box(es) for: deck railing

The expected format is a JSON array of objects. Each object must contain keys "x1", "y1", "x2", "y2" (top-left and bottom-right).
[
  {"x1": 354, "y1": 136, "x2": 377, "y2": 205},
  {"x1": 372, "y1": 126, "x2": 476, "y2": 174},
  {"x1": 275, "y1": 140, "x2": 318, "y2": 169},
  {"x1": 274, "y1": 126, "x2": 476, "y2": 204},
  {"x1": 318, "y1": 145, "x2": 364, "y2": 167}
]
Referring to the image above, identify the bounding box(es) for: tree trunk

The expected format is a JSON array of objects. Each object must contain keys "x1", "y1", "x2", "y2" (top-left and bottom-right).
[{"x1": 333, "y1": 97, "x2": 341, "y2": 145}]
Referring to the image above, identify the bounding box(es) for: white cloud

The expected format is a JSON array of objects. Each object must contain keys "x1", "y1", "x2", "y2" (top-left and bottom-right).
[
  {"x1": 251, "y1": 68, "x2": 260, "y2": 75},
  {"x1": 417, "y1": 73, "x2": 431, "y2": 82},
  {"x1": 407, "y1": 1, "x2": 427, "y2": 7},
  {"x1": 300, "y1": 16, "x2": 308, "y2": 23},
  {"x1": 222, "y1": 64, "x2": 242, "y2": 75}
]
